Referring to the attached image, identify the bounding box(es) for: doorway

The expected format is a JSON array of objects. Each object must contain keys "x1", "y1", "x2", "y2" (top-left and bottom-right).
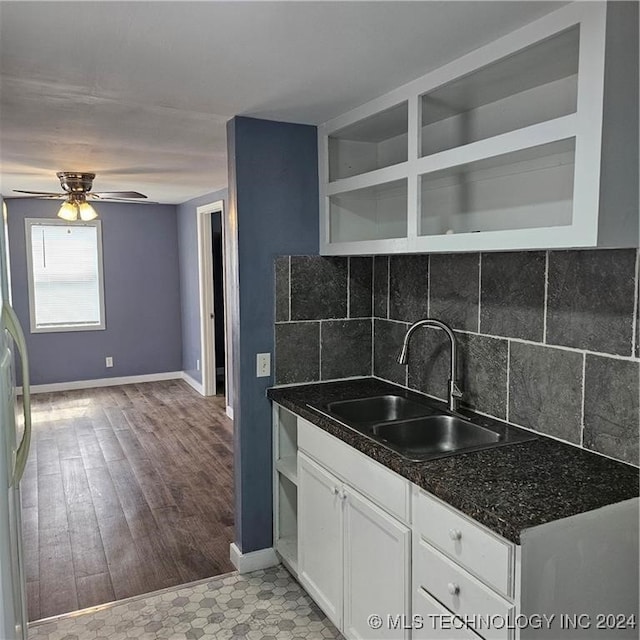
[{"x1": 196, "y1": 201, "x2": 231, "y2": 412}]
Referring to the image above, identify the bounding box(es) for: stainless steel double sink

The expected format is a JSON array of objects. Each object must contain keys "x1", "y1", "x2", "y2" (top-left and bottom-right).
[{"x1": 311, "y1": 394, "x2": 535, "y2": 462}]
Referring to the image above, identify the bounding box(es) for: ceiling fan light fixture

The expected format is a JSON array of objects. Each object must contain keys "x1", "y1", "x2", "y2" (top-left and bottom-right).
[
  {"x1": 79, "y1": 201, "x2": 98, "y2": 221},
  {"x1": 57, "y1": 200, "x2": 79, "y2": 221}
]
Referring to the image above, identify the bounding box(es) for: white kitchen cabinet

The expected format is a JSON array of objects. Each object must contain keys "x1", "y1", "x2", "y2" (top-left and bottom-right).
[
  {"x1": 413, "y1": 587, "x2": 480, "y2": 640},
  {"x1": 412, "y1": 487, "x2": 639, "y2": 640},
  {"x1": 343, "y1": 482, "x2": 411, "y2": 640},
  {"x1": 298, "y1": 450, "x2": 411, "y2": 640},
  {"x1": 318, "y1": 1, "x2": 638, "y2": 255},
  {"x1": 272, "y1": 404, "x2": 299, "y2": 573},
  {"x1": 412, "y1": 487, "x2": 516, "y2": 640},
  {"x1": 273, "y1": 404, "x2": 639, "y2": 640},
  {"x1": 298, "y1": 453, "x2": 343, "y2": 627}
]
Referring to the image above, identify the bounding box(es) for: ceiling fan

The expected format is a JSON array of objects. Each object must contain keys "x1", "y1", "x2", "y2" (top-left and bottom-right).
[{"x1": 13, "y1": 172, "x2": 148, "y2": 221}]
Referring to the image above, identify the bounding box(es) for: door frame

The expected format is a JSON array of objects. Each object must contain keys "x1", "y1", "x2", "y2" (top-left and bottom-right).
[{"x1": 196, "y1": 200, "x2": 225, "y2": 397}]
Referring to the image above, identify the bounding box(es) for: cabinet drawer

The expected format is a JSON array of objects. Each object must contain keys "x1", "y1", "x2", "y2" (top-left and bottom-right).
[
  {"x1": 413, "y1": 586, "x2": 481, "y2": 640},
  {"x1": 413, "y1": 489, "x2": 513, "y2": 596},
  {"x1": 298, "y1": 418, "x2": 409, "y2": 523},
  {"x1": 414, "y1": 539, "x2": 514, "y2": 640}
]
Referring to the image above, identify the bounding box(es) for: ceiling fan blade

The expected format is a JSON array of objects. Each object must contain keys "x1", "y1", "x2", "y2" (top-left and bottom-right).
[
  {"x1": 90, "y1": 191, "x2": 148, "y2": 199},
  {"x1": 13, "y1": 189, "x2": 64, "y2": 197}
]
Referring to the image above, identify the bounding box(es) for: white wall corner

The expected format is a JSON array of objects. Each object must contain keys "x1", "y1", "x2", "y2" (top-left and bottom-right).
[
  {"x1": 226, "y1": 406, "x2": 234, "y2": 420},
  {"x1": 229, "y1": 543, "x2": 279, "y2": 574},
  {"x1": 181, "y1": 371, "x2": 205, "y2": 396}
]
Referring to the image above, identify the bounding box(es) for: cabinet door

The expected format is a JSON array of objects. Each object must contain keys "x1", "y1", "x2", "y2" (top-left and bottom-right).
[
  {"x1": 343, "y1": 486, "x2": 411, "y2": 640},
  {"x1": 298, "y1": 452, "x2": 344, "y2": 629},
  {"x1": 413, "y1": 587, "x2": 480, "y2": 640}
]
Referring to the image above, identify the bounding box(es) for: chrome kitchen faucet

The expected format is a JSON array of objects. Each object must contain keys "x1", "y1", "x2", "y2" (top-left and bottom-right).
[{"x1": 397, "y1": 318, "x2": 463, "y2": 413}]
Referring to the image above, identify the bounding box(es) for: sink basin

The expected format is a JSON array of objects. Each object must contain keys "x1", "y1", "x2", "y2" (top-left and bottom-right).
[
  {"x1": 325, "y1": 395, "x2": 432, "y2": 425},
  {"x1": 372, "y1": 415, "x2": 502, "y2": 460}
]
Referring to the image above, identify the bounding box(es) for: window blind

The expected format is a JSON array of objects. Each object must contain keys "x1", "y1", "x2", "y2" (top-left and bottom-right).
[{"x1": 29, "y1": 223, "x2": 102, "y2": 328}]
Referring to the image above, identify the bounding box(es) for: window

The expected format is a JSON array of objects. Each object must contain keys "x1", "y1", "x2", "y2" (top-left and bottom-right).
[{"x1": 25, "y1": 219, "x2": 105, "y2": 332}]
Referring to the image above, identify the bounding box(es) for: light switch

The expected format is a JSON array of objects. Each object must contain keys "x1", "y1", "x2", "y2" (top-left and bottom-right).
[{"x1": 256, "y1": 353, "x2": 271, "y2": 377}]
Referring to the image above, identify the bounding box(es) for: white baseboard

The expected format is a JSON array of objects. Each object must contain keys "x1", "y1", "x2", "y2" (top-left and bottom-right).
[
  {"x1": 229, "y1": 543, "x2": 279, "y2": 574},
  {"x1": 226, "y1": 406, "x2": 234, "y2": 419},
  {"x1": 182, "y1": 372, "x2": 205, "y2": 395},
  {"x1": 18, "y1": 371, "x2": 183, "y2": 395}
]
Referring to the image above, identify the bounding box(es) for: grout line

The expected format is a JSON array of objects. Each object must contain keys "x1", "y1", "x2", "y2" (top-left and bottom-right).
[
  {"x1": 275, "y1": 318, "x2": 348, "y2": 324},
  {"x1": 427, "y1": 254, "x2": 431, "y2": 317},
  {"x1": 371, "y1": 317, "x2": 375, "y2": 376},
  {"x1": 580, "y1": 351, "x2": 586, "y2": 447},
  {"x1": 370, "y1": 256, "x2": 375, "y2": 319},
  {"x1": 346, "y1": 257, "x2": 351, "y2": 318},
  {"x1": 505, "y1": 339, "x2": 511, "y2": 423},
  {"x1": 542, "y1": 250, "x2": 549, "y2": 344},
  {"x1": 632, "y1": 248, "x2": 639, "y2": 357},
  {"x1": 386, "y1": 256, "x2": 390, "y2": 319},
  {"x1": 439, "y1": 326, "x2": 640, "y2": 363},
  {"x1": 288, "y1": 256, "x2": 292, "y2": 322},
  {"x1": 318, "y1": 321, "x2": 323, "y2": 380},
  {"x1": 275, "y1": 315, "x2": 637, "y2": 362},
  {"x1": 477, "y1": 252, "x2": 482, "y2": 333}
]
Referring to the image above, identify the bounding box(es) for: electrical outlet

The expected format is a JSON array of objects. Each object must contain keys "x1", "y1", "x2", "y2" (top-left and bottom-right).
[
  {"x1": 105, "y1": 356, "x2": 113, "y2": 368},
  {"x1": 196, "y1": 359, "x2": 200, "y2": 371},
  {"x1": 256, "y1": 353, "x2": 271, "y2": 377}
]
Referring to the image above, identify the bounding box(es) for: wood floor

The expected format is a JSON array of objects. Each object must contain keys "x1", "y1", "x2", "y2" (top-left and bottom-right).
[{"x1": 21, "y1": 379, "x2": 234, "y2": 621}]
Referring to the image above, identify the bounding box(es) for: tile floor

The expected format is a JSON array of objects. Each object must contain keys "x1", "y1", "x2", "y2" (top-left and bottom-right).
[{"x1": 29, "y1": 566, "x2": 342, "y2": 640}]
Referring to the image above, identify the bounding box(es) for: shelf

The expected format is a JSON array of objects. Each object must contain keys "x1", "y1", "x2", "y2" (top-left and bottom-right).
[
  {"x1": 416, "y1": 114, "x2": 577, "y2": 178},
  {"x1": 419, "y1": 138, "x2": 575, "y2": 237},
  {"x1": 329, "y1": 102, "x2": 408, "y2": 181},
  {"x1": 276, "y1": 535, "x2": 298, "y2": 574},
  {"x1": 329, "y1": 178, "x2": 408, "y2": 244},
  {"x1": 420, "y1": 26, "x2": 578, "y2": 157},
  {"x1": 276, "y1": 456, "x2": 298, "y2": 485}
]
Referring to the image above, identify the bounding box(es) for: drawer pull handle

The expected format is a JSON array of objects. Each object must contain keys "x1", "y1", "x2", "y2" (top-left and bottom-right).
[
  {"x1": 447, "y1": 582, "x2": 460, "y2": 596},
  {"x1": 332, "y1": 486, "x2": 339, "y2": 495},
  {"x1": 449, "y1": 529, "x2": 462, "y2": 541}
]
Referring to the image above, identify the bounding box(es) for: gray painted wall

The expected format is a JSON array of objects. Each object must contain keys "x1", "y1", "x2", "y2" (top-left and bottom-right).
[
  {"x1": 7, "y1": 198, "x2": 182, "y2": 385},
  {"x1": 228, "y1": 116, "x2": 318, "y2": 553},
  {"x1": 177, "y1": 188, "x2": 228, "y2": 384}
]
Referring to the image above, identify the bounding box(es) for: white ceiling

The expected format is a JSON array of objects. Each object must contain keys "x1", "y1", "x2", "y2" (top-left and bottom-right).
[{"x1": 0, "y1": 1, "x2": 564, "y2": 205}]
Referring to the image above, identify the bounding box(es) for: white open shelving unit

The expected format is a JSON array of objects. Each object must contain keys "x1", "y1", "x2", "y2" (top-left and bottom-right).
[
  {"x1": 318, "y1": 2, "x2": 639, "y2": 255},
  {"x1": 272, "y1": 404, "x2": 299, "y2": 574}
]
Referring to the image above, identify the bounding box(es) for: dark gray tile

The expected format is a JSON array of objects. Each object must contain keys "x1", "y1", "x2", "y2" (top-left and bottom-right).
[
  {"x1": 480, "y1": 251, "x2": 546, "y2": 341},
  {"x1": 509, "y1": 342, "x2": 583, "y2": 443},
  {"x1": 389, "y1": 255, "x2": 429, "y2": 323},
  {"x1": 275, "y1": 322, "x2": 320, "y2": 384},
  {"x1": 430, "y1": 253, "x2": 479, "y2": 331},
  {"x1": 321, "y1": 320, "x2": 372, "y2": 380},
  {"x1": 349, "y1": 257, "x2": 373, "y2": 318},
  {"x1": 407, "y1": 325, "x2": 450, "y2": 402},
  {"x1": 635, "y1": 264, "x2": 640, "y2": 358},
  {"x1": 275, "y1": 256, "x2": 289, "y2": 322},
  {"x1": 373, "y1": 319, "x2": 409, "y2": 386},
  {"x1": 457, "y1": 333, "x2": 508, "y2": 419},
  {"x1": 290, "y1": 256, "x2": 348, "y2": 320},
  {"x1": 584, "y1": 355, "x2": 639, "y2": 466},
  {"x1": 373, "y1": 256, "x2": 389, "y2": 318},
  {"x1": 546, "y1": 249, "x2": 636, "y2": 356}
]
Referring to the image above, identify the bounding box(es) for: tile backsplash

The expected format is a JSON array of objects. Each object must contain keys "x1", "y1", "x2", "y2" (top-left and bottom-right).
[{"x1": 274, "y1": 249, "x2": 640, "y2": 467}]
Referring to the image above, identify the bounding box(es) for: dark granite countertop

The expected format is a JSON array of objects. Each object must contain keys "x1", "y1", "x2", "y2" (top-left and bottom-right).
[{"x1": 267, "y1": 378, "x2": 640, "y2": 544}]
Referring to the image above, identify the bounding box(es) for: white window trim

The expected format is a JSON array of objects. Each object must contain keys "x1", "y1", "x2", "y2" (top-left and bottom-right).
[{"x1": 24, "y1": 218, "x2": 106, "y2": 333}]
